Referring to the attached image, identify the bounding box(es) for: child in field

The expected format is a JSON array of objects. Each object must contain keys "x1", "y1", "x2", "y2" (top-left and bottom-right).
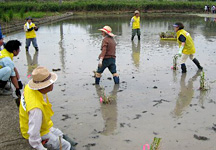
[
  {"x1": 24, "y1": 17, "x2": 39, "y2": 51},
  {"x1": 130, "y1": 10, "x2": 141, "y2": 41}
]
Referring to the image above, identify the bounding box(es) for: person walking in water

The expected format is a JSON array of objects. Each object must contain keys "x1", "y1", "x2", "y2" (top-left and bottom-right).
[
  {"x1": 173, "y1": 22, "x2": 203, "y2": 73},
  {"x1": 130, "y1": 10, "x2": 141, "y2": 41},
  {"x1": 95, "y1": 26, "x2": 119, "y2": 84},
  {"x1": 24, "y1": 17, "x2": 39, "y2": 51}
]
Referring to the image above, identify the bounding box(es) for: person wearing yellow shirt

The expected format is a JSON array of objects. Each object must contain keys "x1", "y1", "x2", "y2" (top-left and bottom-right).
[
  {"x1": 24, "y1": 17, "x2": 39, "y2": 52},
  {"x1": 0, "y1": 40, "x2": 23, "y2": 96},
  {"x1": 173, "y1": 22, "x2": 203, "y2": 73},
  {"x1": 130, "y1": 10, "x2": 141, "y2": 41},
  {"x1": 19, "y1": 66, "x2": 77, "y2": 150}
]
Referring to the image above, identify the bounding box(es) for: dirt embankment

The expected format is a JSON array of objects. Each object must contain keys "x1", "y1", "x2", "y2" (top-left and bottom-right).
[
  {"x1": 1, "y1": 12, "x2": 73, "y2": 35},
  {"x1": 0, "y1": 95, "x2": 33, "y2": 150}
]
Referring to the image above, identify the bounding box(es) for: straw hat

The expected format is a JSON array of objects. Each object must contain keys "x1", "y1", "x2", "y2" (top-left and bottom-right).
[
  {"x1": 134, "y1": 10, "x2": 140, "y2": 14},
  {"x1": 98, "y1": 26, "x2": 115, "y2": 37},
  {"x1": 28, "y1": 66, "x2": 58, "y2": 90}
]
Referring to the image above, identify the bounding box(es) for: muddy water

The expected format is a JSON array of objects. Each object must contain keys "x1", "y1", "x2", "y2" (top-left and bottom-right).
[{"x1": 5, "y1": 14, "x2": 216, "y2": 150}]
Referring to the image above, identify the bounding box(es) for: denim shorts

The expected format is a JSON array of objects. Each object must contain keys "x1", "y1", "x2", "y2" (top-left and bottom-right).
[
  {"x1": 26, "y1": 38, "x2": 38, "y2": 48},
  {"x1": 97, "y1": 58, "x2": 117, "y2": 74},
  {"x1": 132, "y1": 29, "x2": 141, "y2": 36}
]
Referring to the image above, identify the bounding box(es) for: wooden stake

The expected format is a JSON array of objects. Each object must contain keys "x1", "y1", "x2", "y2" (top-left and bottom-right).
[{"x1": 59, "y1": 136, "x2": 62, "y2": 150}]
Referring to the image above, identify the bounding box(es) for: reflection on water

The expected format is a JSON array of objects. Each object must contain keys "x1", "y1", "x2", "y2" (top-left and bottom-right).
[
  {"x1": 172, "y1": 70, "x2": 178, "y2": 83},
  {"x1": 199, "y1": 90, "x2": 208, "y2": 108},
  {"x1": 131, "y1": 41, "x2": 141, "y2": 68},
  {"x1": 26, "y1": 51, "x2": 39, "y2": 77},
  {"x1": 95, "y1": 85, "x2": 119, "y2": 135},
  {"x1": 173, "y1": 71, "x2": 201, "y2": 117},
  {"x1": 5, "y1": 14, "x2": 216, "y2": 150}
]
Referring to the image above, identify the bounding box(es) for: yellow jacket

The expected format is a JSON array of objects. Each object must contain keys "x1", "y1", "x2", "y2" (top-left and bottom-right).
[
  {"x1": 19, "y1": 84, "x2": 54, "y2": 139},
  {"x1": 132, "y1": 16, "x2": 140, "y2": 29},
  {"x1": 0, "y1": 49, "x2": 14, "y2": 69},
  {"x1": 177, "y1": 29, "x2": 195, "y2": 55},
  {"x1": 24, "y1": 22, "x2": 36, "y2": 39}
]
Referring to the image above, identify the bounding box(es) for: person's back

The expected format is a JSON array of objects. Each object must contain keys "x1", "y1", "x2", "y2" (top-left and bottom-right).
[
  {"x1": 101, "y1": 36, "x2": 116, "y2": 59},
  {"x1": 19, "y1": 66, "x2": 77, "y2": 150}
]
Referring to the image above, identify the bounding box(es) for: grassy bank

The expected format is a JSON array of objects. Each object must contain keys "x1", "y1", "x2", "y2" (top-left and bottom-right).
[
  {"x1": 1, "y1": 0, "x2": 216, "y2": 23},
  {"x1": 1, "y1": 0, "x2": 216, "y2": 13}
]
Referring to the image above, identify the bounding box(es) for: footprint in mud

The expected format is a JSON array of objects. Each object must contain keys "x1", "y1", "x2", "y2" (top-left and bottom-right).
[
  {"x1": 133, "y1": 114, "x2": 142, "y2": 120},
  {"x1": 61, "y1": 114, "x2": 71, "y2": 121},
  {"x1": 124, "y1": 139, "x2": 131, "y2": 143},
  {"x1": 91, "y1": 135, "x2": 99, "y2": 139},
  {"x1": 83, "y1": 143, "x2": 96, "y2": 149},
  {"x1": 120, "y1": 123, "x2": 126, "y2": 128},
  {"x1": 212, "y1": 124, "x2": 216, "y2": 132},
  {"x1": 193, "y1": 134, "x2": 209, "y2": 141},
  {"x1": 107, "y1": 77, "x2": 112, "y2": 80}
]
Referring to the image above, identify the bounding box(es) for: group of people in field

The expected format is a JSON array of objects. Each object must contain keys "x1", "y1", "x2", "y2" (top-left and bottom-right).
[
  {"x1": 0, "y1": 10, "x2": 203, "y2": 150},
  {"x1": 204, "y1": 5, "x2": 216, "y2": 14}
]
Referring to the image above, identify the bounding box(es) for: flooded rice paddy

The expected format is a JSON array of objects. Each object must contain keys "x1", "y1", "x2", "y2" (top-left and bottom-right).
[{"x1": 5, "y1": 14, "x2": 216, "y2": 150}]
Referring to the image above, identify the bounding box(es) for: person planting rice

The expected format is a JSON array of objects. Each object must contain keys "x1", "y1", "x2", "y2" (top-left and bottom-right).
[
  {"x1": 95, "y1": 26, "x2": 119, "y2": 84},
  {"x1": 19, "y1": 66, "x2": 77, "y2": 150},
  {"x1": 130, "y1": 10, "x2": 141, "y2": 41},
  {"x1": 0, "y1": 40, "x2": 23, "y2": 96},
  {"x1": 173, "y1": 22, "x2": 203, "y2": 73}
]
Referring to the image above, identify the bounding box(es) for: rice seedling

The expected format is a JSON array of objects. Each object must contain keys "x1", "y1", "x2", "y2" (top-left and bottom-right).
[
  {"x1": 199, "y1": 71, "x2": 208, "y2": 91},
  {"x1": 172, "y1": 54, "x2": 178, "y2": 70},
  {"x1": 99, "y1": 87, "x2": 116, "y2": 104},
  {"x1": 159, "y1": 31, "x2": 176, "y2": 38},
  {"x1": 150, "y1": 137, "x2": 161, "y2": 150}
]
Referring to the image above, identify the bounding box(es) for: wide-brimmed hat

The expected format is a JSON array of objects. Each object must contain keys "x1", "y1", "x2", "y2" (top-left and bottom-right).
[
  {"x1": 28, "y1": 66, "x2": 58, "y2": 90},
  {"x1": 98, "y1": 26, "x2": 115, "y2": 37},
  {"x1": 134, "y1": 10, "x2": 140, "y2": 14}
]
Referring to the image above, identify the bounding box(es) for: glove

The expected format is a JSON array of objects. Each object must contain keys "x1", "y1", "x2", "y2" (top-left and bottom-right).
[
  {"x1": 34, "y1": 26, "x2": 39, "y2": 31},
  {"x1": 98, "y1": 58, "x2": 103, "y2": 68},
  {"x1": 18, "y1": 80, "x2": 23, "y2": 89},
  {"x1": 27, "y1": 27, "x2": 34, "y2": 31},
  {"x1": 178, "y1": 46, "x2": 184, "y2": 57},
  {"x1": 15, "y1": 89, "x2": 21, "y2": 98}
]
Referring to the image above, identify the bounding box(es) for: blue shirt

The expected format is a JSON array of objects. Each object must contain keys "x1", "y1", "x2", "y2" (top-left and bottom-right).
[{"x1": 0, "y1": 57, "x2": 16, "y2": 77}]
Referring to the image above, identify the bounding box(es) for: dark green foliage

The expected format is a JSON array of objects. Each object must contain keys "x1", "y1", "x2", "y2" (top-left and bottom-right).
[
  {"x1": 19, "y1": 8, "x2": 25, "y2": 19},
  {"x1": 0, "y1": 1, "x2": 215, "y2": 12},
  {"x1": 0, "y1": 9, "x2": 3, "y2": 19},
  {"x1": 2, "y1": 13, "x2": 9, "y2": 22},
  {"x1": 8, "y1": 9, "x2": 13, "y2": 21}
]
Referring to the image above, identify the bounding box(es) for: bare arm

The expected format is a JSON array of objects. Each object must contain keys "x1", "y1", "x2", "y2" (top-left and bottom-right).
[
  {"x1": 11, "y1": 76, "x2": 19, "y2": 89},
  {"x1": 14, "y1": 67, "x2": 20, "y2": 80}
]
